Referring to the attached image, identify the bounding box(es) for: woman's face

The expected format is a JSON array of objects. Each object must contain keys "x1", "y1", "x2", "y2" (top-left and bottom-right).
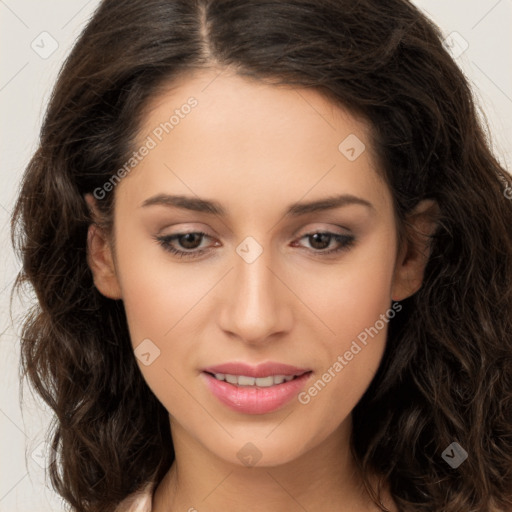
[{"x1": 88, "y1": 68, "x2": 423, "y2": 468}]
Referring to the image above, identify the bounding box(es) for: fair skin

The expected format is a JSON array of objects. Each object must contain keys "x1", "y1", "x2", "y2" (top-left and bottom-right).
[{"x1": 86, "y1": 67, "x2": 437, "y2": 511}]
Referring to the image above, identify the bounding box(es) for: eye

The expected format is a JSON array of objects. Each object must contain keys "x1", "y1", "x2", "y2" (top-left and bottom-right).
[
  {"x1": 154, "y1": 231, "x2": 217, "y2": 259},
  {"x1": 292, "y1": 231, "x2": 355, "y2": 255},
  {"x1": 154, "y1": 230, "x2": 356, "y2": 260}
]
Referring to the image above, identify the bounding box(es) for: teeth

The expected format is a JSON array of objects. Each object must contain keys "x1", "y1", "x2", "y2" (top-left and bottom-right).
[
  {"x1": 224, "y1": 374, "x2": 238, "y2": 385},
  {"x1": 238, "y1": 375, "x2": 256, "y2": 386},
  {"x1": 212, "y1": 373, "x2": 297, "y2": 387}
]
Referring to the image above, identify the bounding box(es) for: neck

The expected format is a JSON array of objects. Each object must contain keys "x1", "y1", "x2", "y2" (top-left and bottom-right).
[{"x1": 152, "y1": 415, "x2": 396, "y2": 512}]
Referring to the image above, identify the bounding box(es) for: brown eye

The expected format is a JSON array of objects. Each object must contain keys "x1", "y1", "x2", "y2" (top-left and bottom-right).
[
  {"x1": 308, "y1": 232, "x2": 332, "y2": 250},
  {"x1": 154, "y1": 231, "x2": 215, "y2": 259},
  {"x1": 293, "y1": 232, "x2": 356, "y2": 255},
  {"x1": 176, "y1": 232, "x2": 204, "y2": 250}
]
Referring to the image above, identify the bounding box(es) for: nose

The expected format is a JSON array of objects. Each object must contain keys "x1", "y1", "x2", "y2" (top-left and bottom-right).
[{"x1": 217, "y1": 241, "x2": 293, "y2": 346}]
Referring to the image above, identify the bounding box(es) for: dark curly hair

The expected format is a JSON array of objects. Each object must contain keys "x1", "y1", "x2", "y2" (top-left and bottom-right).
[{"x1": 11, "y1": 0, "x2": 512, "y2": 511}]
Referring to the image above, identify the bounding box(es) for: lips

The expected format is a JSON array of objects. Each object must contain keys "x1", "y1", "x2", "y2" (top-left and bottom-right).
[
  {"x1": 201, "y1": 361, "x2": 310, "y2": 378},
  {"x1": 200, "y1": 361, "x2": 313, "y2": 414}
]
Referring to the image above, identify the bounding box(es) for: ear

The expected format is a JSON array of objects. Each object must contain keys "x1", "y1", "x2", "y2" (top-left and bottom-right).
[
  {"x1": 391, "y1": 199, "x2": 439, "y2": 301},
  {"x1": 84, "y1": 193, "x2": 122, "y2": 300}
]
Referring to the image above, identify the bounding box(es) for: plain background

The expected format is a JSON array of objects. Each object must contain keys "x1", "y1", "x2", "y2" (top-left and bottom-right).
[{"x1": 1, "y1": 1, "x2": 511, "y2": 510}]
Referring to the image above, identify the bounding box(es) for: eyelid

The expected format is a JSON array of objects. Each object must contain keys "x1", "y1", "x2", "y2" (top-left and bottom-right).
[
  {"x1": 156, "y1": 223, "x2": 214, "y2": 235},
  {"x1": 294, "y1": 223, "x2": 353, "y2": 237}
]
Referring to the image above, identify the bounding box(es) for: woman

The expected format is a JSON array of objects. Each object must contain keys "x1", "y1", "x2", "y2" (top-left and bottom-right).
[{"x1": 11, "y1": 0, "x2": 512, "y2": 511}]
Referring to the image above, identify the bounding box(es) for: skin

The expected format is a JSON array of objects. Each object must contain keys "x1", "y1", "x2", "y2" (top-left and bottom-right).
[{"x1": 86, "y1": 67, "x2": 437, "y2": 511}]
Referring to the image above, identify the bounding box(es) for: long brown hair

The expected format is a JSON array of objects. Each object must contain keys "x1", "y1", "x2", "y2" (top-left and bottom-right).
[{"x1": 11, "y1": 0, "x2": 512, "y2": 511}]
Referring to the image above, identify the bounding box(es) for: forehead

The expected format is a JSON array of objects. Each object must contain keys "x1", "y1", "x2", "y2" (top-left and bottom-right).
[
  {"x1": 139, "y1": 67, "x2": 370, "y2": 154},
  {"x1": 115, "y1": 68, "x2": 391, "y2": 220}
]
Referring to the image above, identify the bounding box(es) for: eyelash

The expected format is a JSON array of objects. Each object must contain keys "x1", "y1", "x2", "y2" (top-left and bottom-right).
[{"x1": 154, "y1": 231, "x2": 356, "y2": 260}]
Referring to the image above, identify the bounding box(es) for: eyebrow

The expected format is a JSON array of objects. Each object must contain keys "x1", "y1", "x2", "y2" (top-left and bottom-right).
[{"x1": 140, "y1": 193, "x2": 375, "y2": 216}]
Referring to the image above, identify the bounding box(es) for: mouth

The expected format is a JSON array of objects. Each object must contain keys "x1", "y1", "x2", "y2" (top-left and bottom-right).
[
  {"x1": 203, "y1": 371, "x2": 311, "y2": 388},
  {"x1": 201, "y1": 368, "x2": 313, "y2": 415}
]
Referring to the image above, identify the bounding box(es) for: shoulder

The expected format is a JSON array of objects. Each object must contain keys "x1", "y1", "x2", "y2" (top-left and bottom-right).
[{"x1": 114, "y1": 481, "x2": 155, "y2": 512}]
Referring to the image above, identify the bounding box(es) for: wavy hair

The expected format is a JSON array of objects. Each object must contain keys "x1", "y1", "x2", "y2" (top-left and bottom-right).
[{"x1": 11, "y1": 0, "x2": 512, "y2": 510}]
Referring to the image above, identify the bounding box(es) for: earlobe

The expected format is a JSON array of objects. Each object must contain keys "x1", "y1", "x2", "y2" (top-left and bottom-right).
[
  {"x1": 84, "y1": 194, "x2": 122, "y2": 300},
  {"x1": 391, "y1": 199, "x2": 439, "y2": 301}
]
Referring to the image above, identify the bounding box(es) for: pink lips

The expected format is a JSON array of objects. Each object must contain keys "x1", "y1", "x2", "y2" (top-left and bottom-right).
[
  {"x1": 202, "y1": 362, "x2": 310, "y2": 378},
  {"x1": 201, "y1": 362, "x2": 312, "y2": 415}
]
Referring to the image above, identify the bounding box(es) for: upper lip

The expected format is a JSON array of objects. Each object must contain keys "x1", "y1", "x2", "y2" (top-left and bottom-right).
[{"x1": 201, "y1": 362, "x2": 311, "y2": 378}]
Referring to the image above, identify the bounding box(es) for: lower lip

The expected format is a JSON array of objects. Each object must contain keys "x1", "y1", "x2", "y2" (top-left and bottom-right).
[{"x1": 201, "y1": 371, "x2": 312, "y2": 415}]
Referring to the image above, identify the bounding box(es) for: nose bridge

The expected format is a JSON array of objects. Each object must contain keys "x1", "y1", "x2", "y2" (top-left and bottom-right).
[{"x1": 219, "y1": 236, "x2": 287, "y2": 342}]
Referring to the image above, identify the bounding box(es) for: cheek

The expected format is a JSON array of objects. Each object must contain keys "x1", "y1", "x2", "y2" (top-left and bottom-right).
[
  {"x1": 114, "y1": 239, "x2": 204, "y2": 411},
  {"x1": 113, "y1": 230, "x2": 218, "y2": 408},
  {"x1": 114, "y1": 233, "x2": 207, "y2": 344},
  {"x1": 336, "y1": 262, "x2": 393, "y2": 339},
  {"x1": 296, "y1": 239, "x2": 396, "y2": 417},
  {"x1": 301, "y1": 237, "x2": 396, "y2": 346}
]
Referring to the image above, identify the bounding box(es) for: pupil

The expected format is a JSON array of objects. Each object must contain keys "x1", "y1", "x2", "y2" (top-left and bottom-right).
[
  {"x1": 310, "y1": 233, "x2": 330, "y2": 250},
  {"x1": 180, "y1": 233, "x2": 201, "y2": 249}
]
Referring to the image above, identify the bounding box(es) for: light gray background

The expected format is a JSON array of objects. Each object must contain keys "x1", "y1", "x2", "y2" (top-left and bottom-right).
[{"x1": 1, "y1": 1, "x2": 511, "y2": 510}]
